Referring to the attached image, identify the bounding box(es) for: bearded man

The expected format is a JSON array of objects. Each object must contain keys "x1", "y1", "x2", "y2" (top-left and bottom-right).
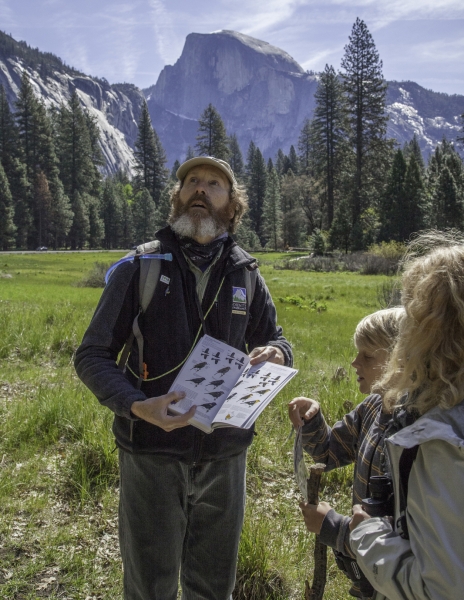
[{"x1": 75, "y1": 156, "x2": 293, "y2": 600}]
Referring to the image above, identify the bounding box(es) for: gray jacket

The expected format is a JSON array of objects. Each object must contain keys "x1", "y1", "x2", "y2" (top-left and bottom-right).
[{"x1": 350, "y1": 399, "x2": 464, "y2": 600}]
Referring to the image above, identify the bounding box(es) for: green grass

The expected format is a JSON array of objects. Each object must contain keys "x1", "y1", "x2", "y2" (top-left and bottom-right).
[{"x1": 0, "y1": 251, "x2": 390, "y2": 599}]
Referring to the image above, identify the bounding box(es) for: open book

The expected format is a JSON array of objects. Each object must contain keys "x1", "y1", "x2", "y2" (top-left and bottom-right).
[{"x1": 168, "y1": 335, "x2": 298, "y2": 433}]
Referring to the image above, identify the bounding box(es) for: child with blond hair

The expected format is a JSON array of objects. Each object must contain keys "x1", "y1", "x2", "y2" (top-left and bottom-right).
[
  {"x1": 289, "y1": 307, "x2": 404, "y2": 599},
  {"x1": 350, "y1": 232, "x2": 464, "y2": 600}
]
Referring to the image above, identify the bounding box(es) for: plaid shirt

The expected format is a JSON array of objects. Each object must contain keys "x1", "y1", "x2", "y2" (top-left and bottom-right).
[{"x1": 301, "y1": 393, "x2": 391, "y2": 558}]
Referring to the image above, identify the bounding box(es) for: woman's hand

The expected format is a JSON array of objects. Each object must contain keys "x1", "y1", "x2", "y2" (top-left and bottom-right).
[
  {"x1": 299, "y1": 500, "x2": 332, "y2": 534},
  {"x1": 288, "y1": 397, "x2": 320, "y2": 428}
]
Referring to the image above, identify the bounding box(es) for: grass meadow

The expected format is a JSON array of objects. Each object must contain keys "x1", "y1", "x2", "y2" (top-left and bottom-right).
[{"x1": 0, "y1": 251, "x2": 391, "y2": 599}]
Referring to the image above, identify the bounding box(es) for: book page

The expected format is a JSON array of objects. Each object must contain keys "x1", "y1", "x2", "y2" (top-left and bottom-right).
[
  {"x1": 168, "y1": 335, "x2": 249, "y2": 429},
  {"x1": 212, "y1": 362, "x2": 298, "y2": 429}
]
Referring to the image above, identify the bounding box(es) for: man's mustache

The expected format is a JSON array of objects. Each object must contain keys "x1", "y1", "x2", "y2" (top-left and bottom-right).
[{"x1": 187, "y1": 193, "x2": 213, "y2": 211}]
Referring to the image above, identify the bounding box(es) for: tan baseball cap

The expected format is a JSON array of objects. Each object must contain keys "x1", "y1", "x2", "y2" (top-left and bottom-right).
[{"x1": 176, "y1": 156, "x2": 237, "y2": 187}]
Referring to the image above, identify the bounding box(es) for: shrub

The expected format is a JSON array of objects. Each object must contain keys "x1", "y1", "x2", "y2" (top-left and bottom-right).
[
  {"x1": 76, "y1": 261, "x2": 111, "y2": 288},
  {"x1": 367, "y1": 240, "x2": 405, "y2": 261}
]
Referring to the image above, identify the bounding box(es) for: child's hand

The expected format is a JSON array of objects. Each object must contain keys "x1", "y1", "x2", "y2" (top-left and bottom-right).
[
  {"x1": 299, "y1": 500, "x2": 332, "y2": 534},
  {"x1": 288, "y1": 397, "x2": 320, "y2": 427},
  {"x1": 349, "y1": 504, "x2": 372, "y2": 531}
]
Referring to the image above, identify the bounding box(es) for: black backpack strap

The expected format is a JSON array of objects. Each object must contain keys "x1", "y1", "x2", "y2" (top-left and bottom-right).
[
  {"x1": 397, "y1": 445, "x2": 420, "y2": 540},
  {"x1": 118, "y1": 240, "x2": 163, "y2": 387}
]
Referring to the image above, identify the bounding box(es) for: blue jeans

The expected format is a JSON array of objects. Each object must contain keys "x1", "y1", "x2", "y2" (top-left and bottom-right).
[{"x1": 118, "y1": 450, "x2": 247, "y2": 600}]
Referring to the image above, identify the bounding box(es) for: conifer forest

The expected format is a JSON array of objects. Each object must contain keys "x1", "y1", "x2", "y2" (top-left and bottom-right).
[{"x1": 0, "y1": 18, "x2": 463, "y2": 253}]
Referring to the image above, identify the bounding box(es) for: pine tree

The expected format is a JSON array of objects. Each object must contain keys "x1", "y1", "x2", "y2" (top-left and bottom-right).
[
  {"x1": 87, "y1": 194, "x2": 105, "y2": 248},
  {"x1": 15, "y1": 71, "x2": 39, "y2": 183},
  {"x1": 228, "y1": 134, "x2": 244, "y2": 180},
  {"x1": 156, "y1": 182, "x2": 174, "y2": 229},
  {"x1": 84, "y1": 110, "x2": 105, "y2": 196},
  {"x1": 16, "y1": 73, "x2": 73, "y2": 247},
  {"x1": 171, "y1": 160, "x2": 180, "y2": 181},
  {"x1": 67, "y1": 190, "x2": 90, "y2": 249},
  {"x1": 403, "y1": 134, "x2": 425, "y2": 174},
  {"x1": 434, "y1": 166, "x2": 462, "y2": 229},
  {"x1": 426, "y1": 139, "x2": 464, "y2": 228},
  {"x1": 132, "y1": 188, "x2": 158, "y2": 243},
  {"x1": 0, "y1": 84, "x2": 20, "y2": 175},
  {"x1": 329, "y1": 198, "x2": 352, "y2": 252},
  {"x1": 56, "y1": 91, "x2": 101, "y2": 198},
  {"x1": 280, "y1": 171, "x2": 308, "y2": 247},
  {"x1": 298, "y1": 119, "x2": 312, "y2": 175},
  {"x1": 48, "y1": 178, "x2": 74, "y2": 249},
  {"x1": 310, "y1": 229, "x2": 325, "y2": 256},
  {"x1": 288, "y1": 145, "x2": 299, "y2": 175},
  {"x1": 275, "y1": 149, "x2": 286, "y2": 177},
  {"x1": 0, "y1": 162, "x2": 16, "y2": 249},
  {"x1": 119, "y1": 183, "x2": 135, "y2": 248},
  {"x1": 33, "y1": 171, "x2": 53, "y2": 248},
  {"x1": 311, "y1": 64, "x2": 349, "y2": 227},
  {"x1": 151, "y1": 129, "x2": 168, "y2": 205},
  {"x1": 403, "y1": 153, "x2": 426, "y2": 236},
  {"x1": 246, "y1": 147, "x2": 267, "y2": 241},
  {"x1": 185, "y1": 146, "x2": 195, "y2": 160},
  {"x1": 245, "y1": 141, "x2": 256, "y2": 182},
  {"x1": 195, "y1": 104, "x2": 229, "y2": 160},
  {"x1": 262, "y1": 168, "x2": 283, "y2": 250},
  {"x1": 457, "y1": 113, "x2": 464, "y2": 149},
  {"x1": 341, "y1": 18, "x2": 389, "y2": 228},
  {"x1": 379, "y1": 149, "x2": 407, "y2": 241},
  {"x1": 234, "y1": 212, "x2": 262, "y2": 251},
  {"x1": 101, "y1": 178, "x2": 124, "y2": 249},
  {"x1": 133, "y1": 101, "x2": 158, "y2": 194},
  {"x1": 10, "y1": 159, "x2": 31, "y2": 248}
]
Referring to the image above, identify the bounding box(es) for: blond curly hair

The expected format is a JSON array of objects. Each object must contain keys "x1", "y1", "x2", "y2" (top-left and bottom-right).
[{"x1": 379, "y1": 230, "x2": 464, "y2": 415}]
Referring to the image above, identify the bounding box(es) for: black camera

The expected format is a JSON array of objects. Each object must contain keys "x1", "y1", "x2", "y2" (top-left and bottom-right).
[{"x1": 361, "y1": 475, "x2": 394, "y2": 518}]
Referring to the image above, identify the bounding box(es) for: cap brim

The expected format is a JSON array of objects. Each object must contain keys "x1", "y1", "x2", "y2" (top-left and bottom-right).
[{"x1": 176, "y1": 157, "x2": 236, "y2": 186}]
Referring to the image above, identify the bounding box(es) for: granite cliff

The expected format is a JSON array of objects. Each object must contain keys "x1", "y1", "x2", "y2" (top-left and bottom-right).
[
  {"x1": 145, "y1": 30, "x2": 319, "y2": 163},
  {"x1": 1, "y1": 29, "x2": 463, "y2": 172},
  {"x1": 0, "y1": 31, "x2": 144, "y2": 174},
  {"x1": 146, "y1": 31, "x2": 464, "y2": 164}
]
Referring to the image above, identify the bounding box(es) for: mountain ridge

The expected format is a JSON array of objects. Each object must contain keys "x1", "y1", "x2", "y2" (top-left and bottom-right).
[{"x1": 1, "y1": 29, "x2": 463, "y2": 172}]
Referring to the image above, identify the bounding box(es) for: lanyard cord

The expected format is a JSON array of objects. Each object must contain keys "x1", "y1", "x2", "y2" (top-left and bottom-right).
[{"x1": 125, "y1": 275, "x2": 226, "y2": 383}]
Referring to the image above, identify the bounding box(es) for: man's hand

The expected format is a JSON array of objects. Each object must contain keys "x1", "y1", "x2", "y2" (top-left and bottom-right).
[
  {"x1": 299, "y1": 500, "x2": 332, "y2": 534},
  {"x1": 131, "y1": 391, "x2": 196, "y2": 432},
  {"x1": 349, "y1": 504, "x2": 371, "y2": 531},
  {"x1": 288, "y1": 397, "x2": 320, "y2": 428},
  {"x1": 249, "y1": 345, "x2": 285, "y2": 366}
]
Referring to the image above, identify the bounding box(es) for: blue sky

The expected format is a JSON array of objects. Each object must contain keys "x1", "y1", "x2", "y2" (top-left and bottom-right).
[{"x1": 2, "y1": 0, "x2": 463, "y2": 95}]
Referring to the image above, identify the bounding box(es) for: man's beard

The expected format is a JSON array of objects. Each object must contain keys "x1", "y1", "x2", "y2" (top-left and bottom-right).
[{"x1": 169, "y1": 192, "x2": 232, "y2": 241}]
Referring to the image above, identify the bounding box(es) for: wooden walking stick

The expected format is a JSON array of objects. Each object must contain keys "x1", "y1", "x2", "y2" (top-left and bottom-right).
[{"x1": 305, "y1": 463, "x2": 327, "y2": 600}]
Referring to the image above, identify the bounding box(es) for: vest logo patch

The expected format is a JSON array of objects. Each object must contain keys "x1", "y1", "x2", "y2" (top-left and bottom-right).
[
  {"x1": 232, "y1": 286, "x2": 247, "y2": 315},
  {"x1": 160, "y1": 275, "x2": 170, "y2": 285}
]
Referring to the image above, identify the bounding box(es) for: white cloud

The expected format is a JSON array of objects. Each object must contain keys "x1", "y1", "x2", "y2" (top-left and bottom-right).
[
  {"x1": 411, "y1": 37, "x2": 464, "y2": 63},
  {"x1": 149, "y1": 0, "x2": 179, "y2": 64}
]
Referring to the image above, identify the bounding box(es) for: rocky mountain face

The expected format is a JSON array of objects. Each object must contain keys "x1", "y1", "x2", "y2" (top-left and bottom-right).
[
  {"x1": 1, "y1": 30, "x2": 463, "y2": 173},
  {"x1": 146, "y1": 30, "x2": 464, "y2": 164},
  {"x1": 145, "y1": 30, "x2": 319, "y2": 164},
  {"x1": 0, "y1": 32, "x2": 144, "y2": 175},
  {"x1": 386, "y1": 81, "x2": 464, "y2": 156}
]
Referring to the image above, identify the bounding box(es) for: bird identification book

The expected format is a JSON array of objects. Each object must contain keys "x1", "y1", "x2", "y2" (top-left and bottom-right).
[{"x1": 168, "y1": 334, "x2": 298, "y2": 433}]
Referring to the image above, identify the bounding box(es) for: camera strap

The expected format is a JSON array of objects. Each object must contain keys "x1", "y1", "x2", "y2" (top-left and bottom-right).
[{"x1": 397, "y1": 444, "x2": 419, "y2": 540}]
